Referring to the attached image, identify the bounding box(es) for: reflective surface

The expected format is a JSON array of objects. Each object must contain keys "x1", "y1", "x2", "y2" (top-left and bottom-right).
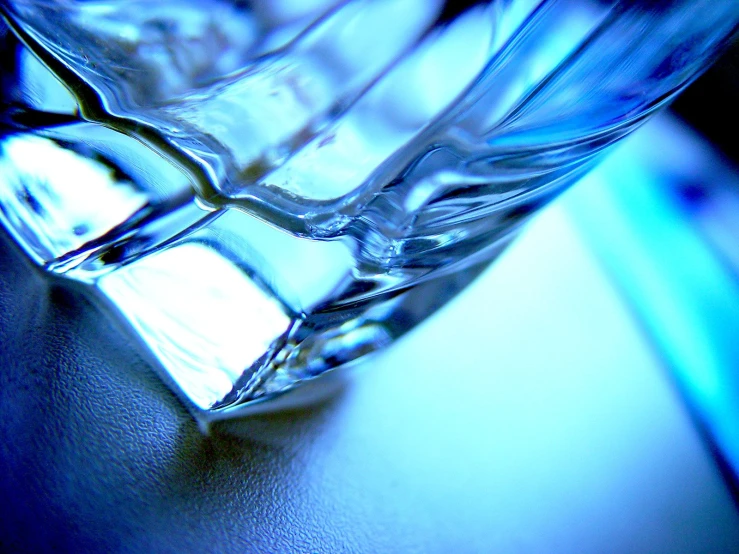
[{"x1": 1, "y1": 0, "x2": 737, "y2": 417}]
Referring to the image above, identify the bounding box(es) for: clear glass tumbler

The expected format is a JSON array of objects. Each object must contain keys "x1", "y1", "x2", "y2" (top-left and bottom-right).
[{"x1": 0, "y1": 0, "x2": 737, "y2": 420}]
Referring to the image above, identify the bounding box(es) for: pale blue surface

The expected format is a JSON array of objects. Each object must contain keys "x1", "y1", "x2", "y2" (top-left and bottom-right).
[{"x1": 568, "y1": 115, "x2": 739, "y2": 483}]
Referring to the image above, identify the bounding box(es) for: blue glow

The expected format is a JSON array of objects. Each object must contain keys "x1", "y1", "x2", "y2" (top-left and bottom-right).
[{"x1": 568, "y1": 118, "x2": 739, "y2": 476}]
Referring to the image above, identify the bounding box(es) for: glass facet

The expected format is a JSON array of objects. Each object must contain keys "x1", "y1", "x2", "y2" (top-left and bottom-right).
[{"x1": 0, "y1": 0, "x2": 737, "y2": 419}]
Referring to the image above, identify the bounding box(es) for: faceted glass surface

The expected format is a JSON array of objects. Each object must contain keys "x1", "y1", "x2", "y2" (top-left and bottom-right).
[{"x1": 0, "y1": 0, "x2": 737, "y2": 419}]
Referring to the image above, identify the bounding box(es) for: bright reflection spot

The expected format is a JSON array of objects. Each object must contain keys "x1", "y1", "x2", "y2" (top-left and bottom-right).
[
  {"x1": 382, "y1": 6, "x2": 493, "y2": 128},
  {"x1": 18, "y1": 48, "x2": 77, "y2": 114},
  {"x1": 98, "y1": 242, "x2": 293, "y2": 410},
  {"x1": 0, "y1": 134, "x2": 147, "y2": 261},
  {"x1": 210, "y1": 208, "x2": 354, "y2": 312}
]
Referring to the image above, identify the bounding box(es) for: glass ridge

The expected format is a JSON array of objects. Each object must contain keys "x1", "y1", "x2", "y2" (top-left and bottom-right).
[{"x1": 0, "y1": 0, "x2": 737, "y2": 419}]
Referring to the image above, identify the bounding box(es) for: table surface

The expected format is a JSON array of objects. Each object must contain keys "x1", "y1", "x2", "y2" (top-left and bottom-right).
[{"x1": 1, "y1": 115, "x2": 738, "y2": 553}]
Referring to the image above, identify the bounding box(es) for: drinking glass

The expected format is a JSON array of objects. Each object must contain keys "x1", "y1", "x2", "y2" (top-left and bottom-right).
[{"x1": 0, "y1": 0, "x2": 737, "y2": 420}]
